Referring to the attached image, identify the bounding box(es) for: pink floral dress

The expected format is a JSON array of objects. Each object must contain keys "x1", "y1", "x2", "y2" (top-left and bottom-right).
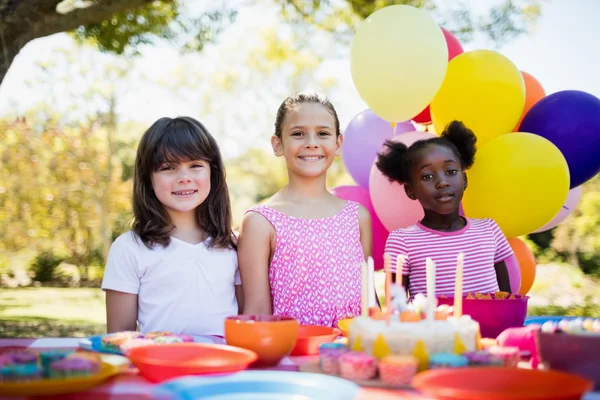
[{"x1": 246, "y1": 201, "x2": 365, "y2": 327}]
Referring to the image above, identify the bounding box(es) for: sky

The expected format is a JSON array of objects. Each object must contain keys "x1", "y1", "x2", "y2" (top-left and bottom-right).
[{"x1": 0, "y1": 0, "x2": 599, "y2": 156}]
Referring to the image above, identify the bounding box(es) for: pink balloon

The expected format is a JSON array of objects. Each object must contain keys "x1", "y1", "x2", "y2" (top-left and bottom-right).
[
  {"x1": 504, "y1": 254, "x2": 522, "y2": 294},
  {"x1": 341, "y1": 109, "x2": 414, "y2": 189},
  {"x1": 533, "y1": 186, "x2": 583, "y2": 233},
  {"x1": 411, "y1": 28, "x2": 464, "y2": 125},
  {"x1": 369, "y1": 131, "x2": 437, "y2": 231},
  {"x1": 330, "y1": 185, "x2": 389, "y2": 271}
]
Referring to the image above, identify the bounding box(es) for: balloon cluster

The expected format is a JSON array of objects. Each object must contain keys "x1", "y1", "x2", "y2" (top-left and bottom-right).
[{"x1": 331, "y1": 5, "x2": 600, "y2": 296}]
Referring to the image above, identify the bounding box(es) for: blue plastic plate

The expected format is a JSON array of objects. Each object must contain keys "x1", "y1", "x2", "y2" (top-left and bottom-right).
[
  {"x1": 524, "y1": 316, "x2": 579, "y2": 326},
  {"x1": 79, "y1": 335, "x2": 213, "y2": 355},
  {"x1": 153, "y1": 370, "x2": 361, "y2": 400}
]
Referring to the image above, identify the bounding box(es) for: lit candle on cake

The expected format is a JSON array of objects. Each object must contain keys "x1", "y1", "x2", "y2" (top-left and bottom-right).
[
  {"x1": 384, "y1": 253, "x2": 391, "y2": 310},
  {"x1": 425, "y1": 257, "x2": 436, "y2": 322},
  {"x1": 384, "y1": 253, "x2": 392, "y2": 324},
  {"x1": 361, "y1": 260, "x2": 368, "y2": 317},
  {"x1": 454, "y1": 253, "x2": 464, "y2": 318},
  {"x1": 367, "y1": 256, "x2": 376, "y2": 308}
]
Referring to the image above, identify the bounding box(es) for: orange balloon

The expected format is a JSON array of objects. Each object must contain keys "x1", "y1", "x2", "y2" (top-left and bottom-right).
[
  {"x1": 514, "y1": 71, "x2": 546, "y2": 131},
  {"x1": 508, "y1": 238, "x2": 536, "y2": 295}
]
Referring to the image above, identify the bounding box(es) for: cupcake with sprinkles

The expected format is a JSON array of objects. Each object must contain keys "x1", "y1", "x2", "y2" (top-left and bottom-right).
[
  {"x1": 7, "y1": 349, "x2": 38, "y2": 366},
  {"x1": 487, "y1": 346, "x2": 520, "y2": 367},
  {"x1": 39, "y1": 350, "x2": 74, "y2": 376},
  {"x1": 1, "y1": 364, "x2": 42, "y2": 381},
  {"x1": 49, "y1": 356, "x2": 100, "y2": 379},
  {"x1": 318, "y1": 343, "x2": 348, "y2": 375},
  {"x1": 101, "y1": 332, "x2": 131, "y2": 352},
  {"x1": 170, "y1": 334, "x2": 194, "y2": 342},
  {"x1": 378, "y1": 355, "x2": 418, "y2": 386},
  {"x1": 119, "y1": 338, "x2": 157, "y2": 353},
  {"x1": 428, "y1": 353, "x2": 468, "y2": 369},
  {"x1": 144, "y1": 331, "x2": 172, "y2": 339},
  {"x1": 338, "y1": 352, "x2": 378, "y2": 380},
  {"x1": 154, "y1": 336, "x2": 184, "y2": 344},
  {"x1": 463, "y1": 350, "x2": 503, "y2": 367},
  {"x1": 0, "y1": 354, "x2": 14, "y2": 382}
]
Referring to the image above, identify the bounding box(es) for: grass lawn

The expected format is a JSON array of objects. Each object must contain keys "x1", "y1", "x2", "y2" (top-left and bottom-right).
[
  {"x1": 1, "y1": 279, "x2": 599, "y2": 339},
  {"x1": 0, "y1": 288, "x2": 106, "y2": 338}
]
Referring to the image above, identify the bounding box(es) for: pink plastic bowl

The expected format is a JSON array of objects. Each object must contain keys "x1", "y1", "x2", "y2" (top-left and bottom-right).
[
  {"x1": 536, "y1": 331, "x2": 600, "y2": 390},
  {"x1": 437, "y1": 294, "x2": 529, "y2": 338}
]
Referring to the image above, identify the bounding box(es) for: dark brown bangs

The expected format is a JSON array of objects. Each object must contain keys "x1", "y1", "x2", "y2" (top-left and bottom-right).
[{"x1": 151, "y1": 118, "x2": 213, "y2": 171}]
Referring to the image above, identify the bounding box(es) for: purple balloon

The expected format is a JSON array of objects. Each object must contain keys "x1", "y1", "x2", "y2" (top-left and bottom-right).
[
  {"x1": 341, "y1": 109, "x2": 414, "y2": 189},
  {"x1": 520, "y1": 90, "x2": 600, "y2": 188}
]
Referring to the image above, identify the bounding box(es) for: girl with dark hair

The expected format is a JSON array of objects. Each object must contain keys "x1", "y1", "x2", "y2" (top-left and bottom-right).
[
  {"x1": 237, "y1": 92, "x2": 373, "y2": 328},
  {"x1": 102, "y1": 116, "x2": 241, "y2": 336},
  {"x1": 377, "y1": 121, "x2": 513, "y2": 298}
]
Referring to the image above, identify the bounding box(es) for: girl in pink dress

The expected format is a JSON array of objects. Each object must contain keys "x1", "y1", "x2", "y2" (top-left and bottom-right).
[{"x1": 237, "y1": 92, "x2": 373, "y2": 327}]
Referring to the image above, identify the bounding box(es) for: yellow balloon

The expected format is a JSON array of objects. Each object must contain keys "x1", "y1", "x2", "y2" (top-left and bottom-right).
[
  {"x1": 431, "y1": 50, "x2": 525, "y2": 146},
  {"x1": 350, "y1": 5, "x2": 448, "y2": 122},
  {"x1": 462, "y1": 132, "x2": 569, "y2": 239}
]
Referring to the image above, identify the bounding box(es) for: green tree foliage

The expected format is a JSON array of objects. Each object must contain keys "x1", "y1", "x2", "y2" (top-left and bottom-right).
[
  {"x1": 0, "y1": 0, "x2": 543, "y2": 85},
  {"x1": 529, "y1": 175, "x2": 600, "y2": 276}
]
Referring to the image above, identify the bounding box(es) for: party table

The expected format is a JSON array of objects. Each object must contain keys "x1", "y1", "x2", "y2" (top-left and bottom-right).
[{"x1": 1, "y1": 338, "x2": 599, "y2": 400}]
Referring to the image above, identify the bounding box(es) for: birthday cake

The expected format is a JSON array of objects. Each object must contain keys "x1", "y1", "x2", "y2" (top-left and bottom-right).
[
  {"x1": 348, "y1": 311, "x2": 481, "y2": 371},
  {"x1": 350, "y1": 254, "x2": 481, "y2": 371}
]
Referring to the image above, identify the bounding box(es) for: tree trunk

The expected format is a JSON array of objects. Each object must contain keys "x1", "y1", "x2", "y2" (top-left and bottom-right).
[
  {"x1": 0, "y1": 31, "x2": 23, "y2": 86},
  {"x1": 0, "y1": 0, "x2": 153, "y2": 86}
]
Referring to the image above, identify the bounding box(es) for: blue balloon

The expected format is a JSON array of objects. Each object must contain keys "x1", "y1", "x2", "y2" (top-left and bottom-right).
[{"x1": 520, "y1": 90, "x2": 600, "y2": 188}]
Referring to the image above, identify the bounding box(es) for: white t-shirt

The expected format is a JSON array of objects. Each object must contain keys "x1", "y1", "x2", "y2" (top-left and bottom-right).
[{"x1": 101, "y1": 231, "x2": 240, "y2": 336}]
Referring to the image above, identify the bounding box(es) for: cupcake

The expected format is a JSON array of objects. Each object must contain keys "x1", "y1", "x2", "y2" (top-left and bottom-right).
[
  {"x1": 487, "y1": 346, "x2": 520, "y2": 367},
  {"x1": 119, "y1": 331, "x2": 144, "y2": 339},
  {"x1": 379, "y1": 355, "x2": 418, "y2": 386},
  {"x1": 428, "y1": 353, "x2": 468, "y2": 369},
  {"x1": 338, "y1": 352, "x2": 378, "y2": 380},
  {"x1": 463, "y1": 351, "x2": 503, "y2": 367},
  {"x1": 119, "y1": 338, "x2": 157, "y2": 352},
  {"x1": 154, "y1": 336, "x2": 184, "y2": 344},
  {"x1": 67, "y1": 352, "x2": 102, "y2": 362},
  {"x1": 101, "y1": 333, "x2": 131, "y2": 352},
  {"x1": 170, "y1": 334, "x2": 194, "y2": 342},
  {"x1": 0, "y1": 355, "x2": 14, "y2": 382},
  {"x1": 49, "y1": 357, "x2": 100, "y2": 379},
  {"x1": 144, "y1": 331, "x2": 172, "y2": 339},
  {"x1": 8, "y1": 350, "x2": 38, "y2": 366},
  {"x1": 40, "y1": 350, "x2": 74, "y2": 376},
  {"x1": 319, "y1": 348, "x2": 348, "y2": 375},
  {"x1": 0, "y1": 363, "x2": 42, "y2": 381}
]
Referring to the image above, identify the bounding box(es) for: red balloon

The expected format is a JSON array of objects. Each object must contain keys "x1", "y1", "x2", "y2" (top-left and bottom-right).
[
  {"x1": 442, "y1": 27, "x2": 464, "y2": 61},
  {"x1": 412, "y1": 27, "x2": 464, "y2": 125}
]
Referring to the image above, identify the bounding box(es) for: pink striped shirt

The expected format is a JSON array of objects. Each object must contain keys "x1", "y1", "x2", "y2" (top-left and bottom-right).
[{"x1": 385, "y1": 218, "x2": 513, "y2": 297}]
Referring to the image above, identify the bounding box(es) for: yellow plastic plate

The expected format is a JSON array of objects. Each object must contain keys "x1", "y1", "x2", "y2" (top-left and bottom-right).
[{"x1": 0, "y1": 354, "x2": 129, "y2": 396}]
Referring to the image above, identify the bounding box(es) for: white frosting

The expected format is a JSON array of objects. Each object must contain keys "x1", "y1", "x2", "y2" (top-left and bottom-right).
[{"x1": 349, "y1": 315, "x2": 479, "y2": 357}]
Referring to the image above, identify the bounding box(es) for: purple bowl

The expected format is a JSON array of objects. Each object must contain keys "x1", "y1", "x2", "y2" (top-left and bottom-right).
[
  {"x1": 437, "y1": 294, "x2": 529, "y2": 338},
  {"x1": 536, "y1": 331, "x2": 600, "y2": 390}
]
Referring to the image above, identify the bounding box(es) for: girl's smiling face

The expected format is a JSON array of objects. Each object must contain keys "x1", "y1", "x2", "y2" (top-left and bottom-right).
[{"x1": 271, "y1": 102, "x2": 342, "y2": 178}]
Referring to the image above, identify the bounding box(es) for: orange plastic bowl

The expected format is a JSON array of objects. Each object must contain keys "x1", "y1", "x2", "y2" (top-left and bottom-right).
[
  {"x1": 412, "y1": 367, "x2": 594, "y2": 400},
  {"x1": 127, "y1": 342, "x2": 257, "y2": 383},
  {"x1": 224, "y1": 315, "x2": 298, "y2": 367},
  {"x1": 290, "y1": 325, "x2": 341, "y2": 356}
]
